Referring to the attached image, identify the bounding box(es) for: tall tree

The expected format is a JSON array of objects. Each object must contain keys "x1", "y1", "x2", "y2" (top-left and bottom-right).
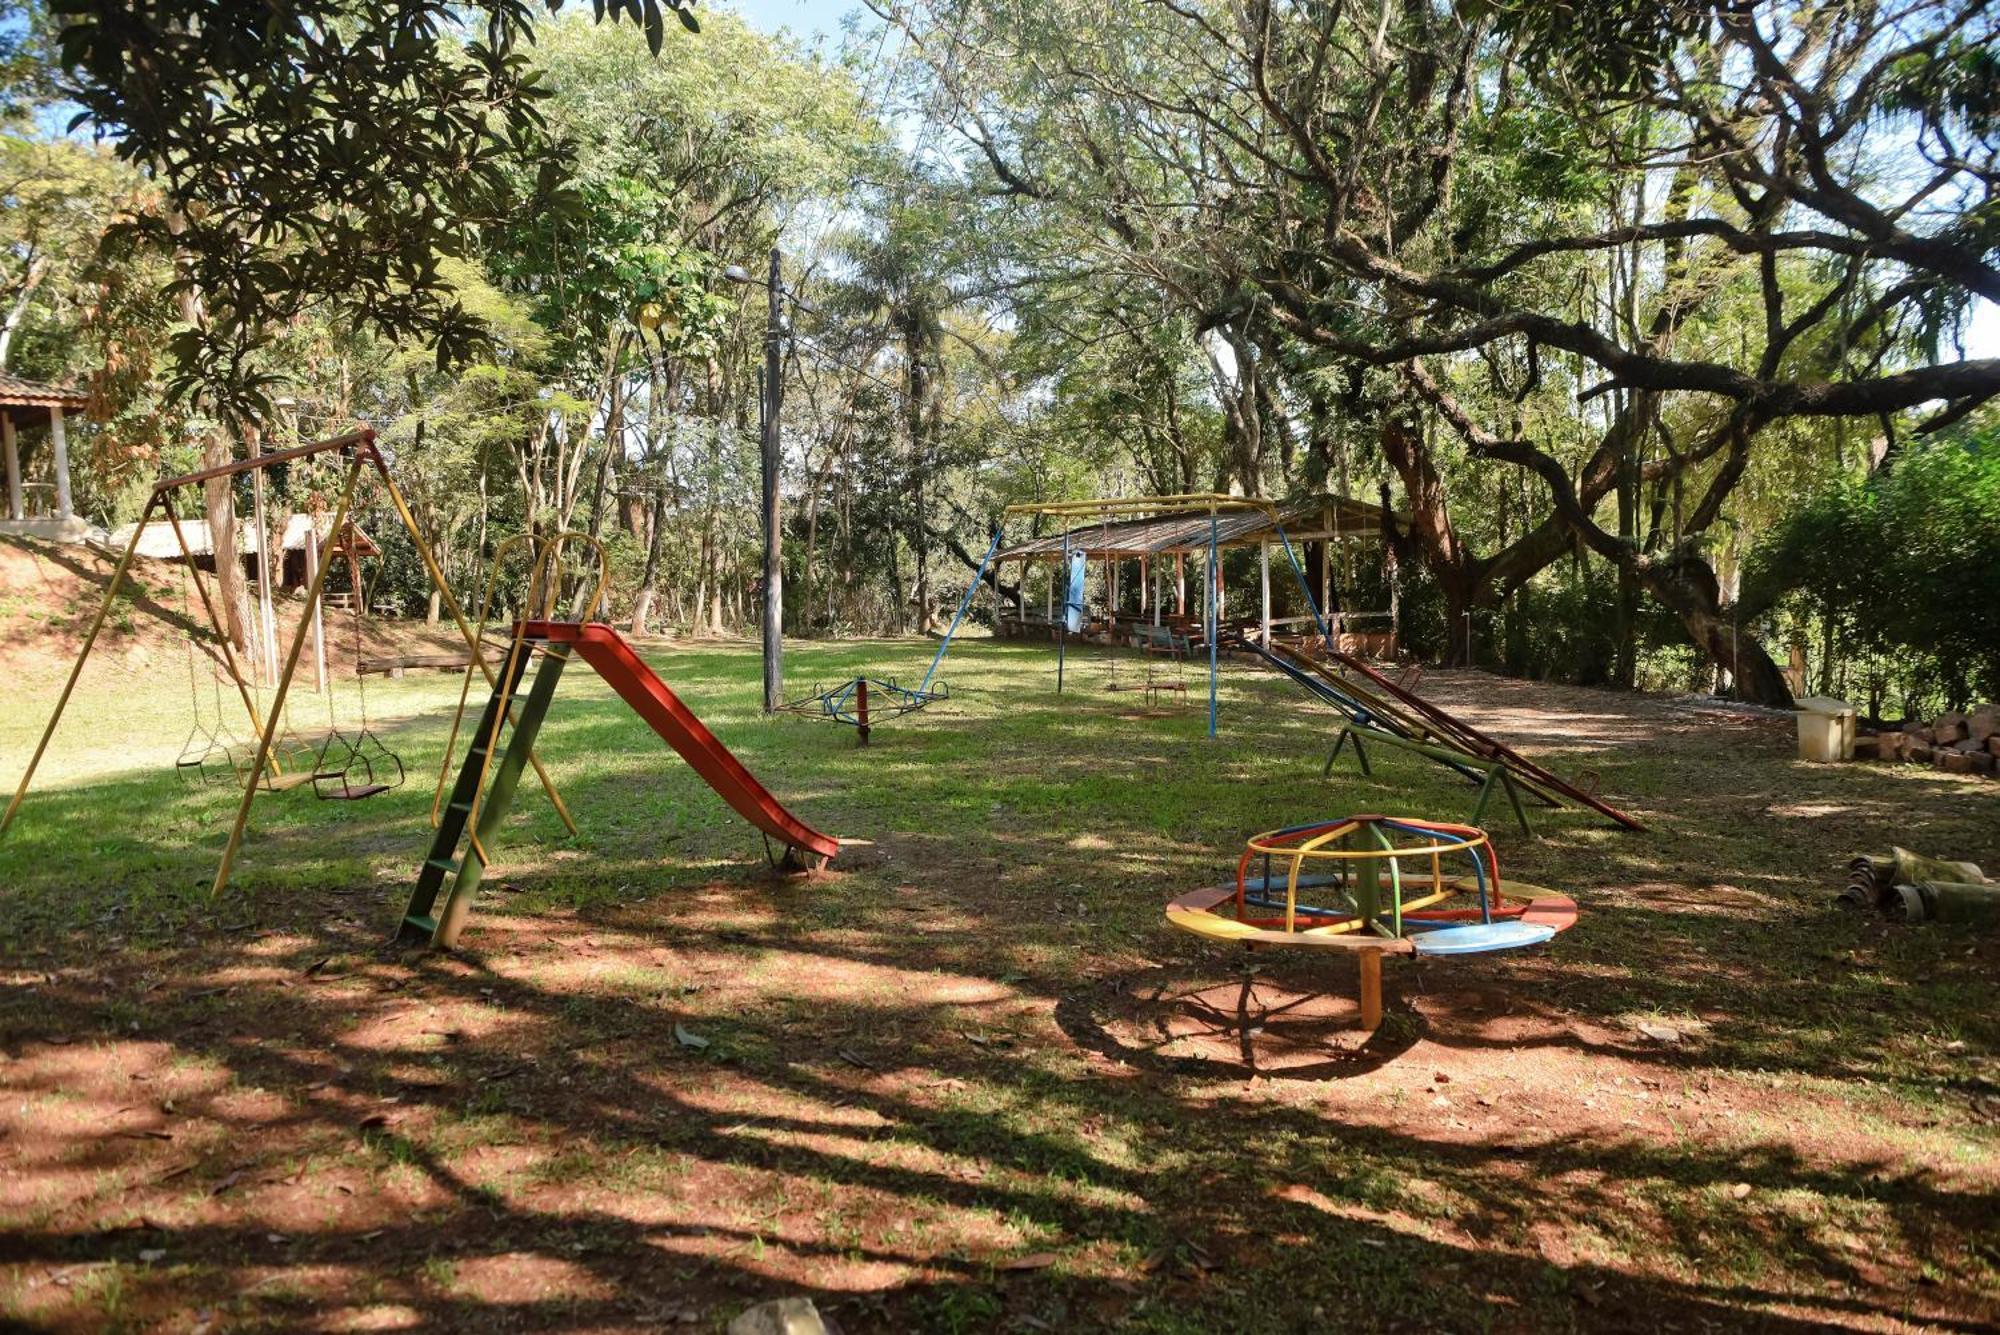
[{"x1": 877, "y1": 0, "x2": 2000, "y2": 703}]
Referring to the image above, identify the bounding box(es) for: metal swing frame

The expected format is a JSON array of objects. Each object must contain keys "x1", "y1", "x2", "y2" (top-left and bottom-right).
[{"x1": 1, "y1": 427, "x2": 578, "y2": 896}]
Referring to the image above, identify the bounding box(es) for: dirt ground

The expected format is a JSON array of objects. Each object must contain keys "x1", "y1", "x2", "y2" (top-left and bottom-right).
[{"x1": 2, "y1": 610, "x2": 1997, "y2": 1331}]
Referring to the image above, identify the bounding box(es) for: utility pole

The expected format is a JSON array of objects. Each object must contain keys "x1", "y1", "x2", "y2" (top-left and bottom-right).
[{"x1": 760, "y1": 245, "x2": 784, "y2": 712}]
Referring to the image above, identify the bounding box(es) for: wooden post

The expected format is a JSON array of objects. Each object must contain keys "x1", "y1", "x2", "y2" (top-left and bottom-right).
[
  {"x1": 1259, "y1": 541, "x2": 1271, "y2": 646},
  {"x1": 304, "y1": 524, "x2": 327, "y2": 694},
  {"x1": 1320, "y1": 511, "x2": 1333, "y2": 643},
  {"x1": 855, "y1": 676, "x2": 870, "y2": 746},
  {"x1": 1359, "y1": 950, "x2": 1383, "y2": 1031},
  {"x1": 48, "y1": 405, "x2": 72, "y2": 520},
  {"x1": 1175, "y1": 552, "x2": 1185, "y2": 617},
  {"x1": 1139, "y1": 555, "x2": 1148, "y2": 619},
  {"x1": 2, "y1": 412, "x2": 18, "y2": 520}
]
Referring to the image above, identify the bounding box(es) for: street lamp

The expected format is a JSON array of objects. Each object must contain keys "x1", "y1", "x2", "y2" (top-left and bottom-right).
[{"x1": 727, "y1": 250, "x2": 786, "y2": 713}]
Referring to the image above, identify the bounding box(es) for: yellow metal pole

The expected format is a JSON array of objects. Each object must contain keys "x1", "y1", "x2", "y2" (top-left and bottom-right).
[
  {"x1": 1285, "y1": 853, "x2": 1301, "y2": 935},
  {"x1": 210, "y1": 454, "x2": 364, "y2": 897},
  {"x1": 1, "y1": 493, "x2": 159, "y2": 837},
  {"x1": 369, "y1": 456, "x2": 577, "y2": 837},
  {"x1": 165, "y1": 508, "x2": 271, "y2": 754}
]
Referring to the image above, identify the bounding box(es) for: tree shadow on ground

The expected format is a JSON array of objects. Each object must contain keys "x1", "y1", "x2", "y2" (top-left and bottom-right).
[
  {"x1": 7, "y1": 907, "x2": 1997, "y2": 1332},
  {"x1": 5, "y1": 639, "x2": 1999, "y2": 1330}
]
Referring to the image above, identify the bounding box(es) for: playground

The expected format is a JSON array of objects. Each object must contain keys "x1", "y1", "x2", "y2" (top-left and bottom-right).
[
  {"x1": 4, "y1": 0, "x2": 2000, "y2": 1329},
  {"x1": 3, "y1": 531, "x2": 1997, "y2": 1332}
]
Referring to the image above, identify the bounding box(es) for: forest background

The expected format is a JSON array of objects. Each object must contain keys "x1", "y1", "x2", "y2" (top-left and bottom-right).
[{"x1": 3, "y1": 0, "x2": 1997, "y2": 716}]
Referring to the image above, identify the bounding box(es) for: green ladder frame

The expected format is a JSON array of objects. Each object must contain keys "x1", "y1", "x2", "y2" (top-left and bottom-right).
[
  {"x1": 1324, "y1": 722, "x2": 1533, "y2": 836},
  {"x1": 399, "y1": 643, "x2": 572, "y2": 948}
]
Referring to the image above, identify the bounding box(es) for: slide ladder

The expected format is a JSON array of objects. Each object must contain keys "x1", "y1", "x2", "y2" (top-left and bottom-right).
[
  {"x1": 399, "y1": 641, "x2": 569, "y2": 947},
  {"x1": 400, "y1": 624, "x2": 836, "y2": 949}
]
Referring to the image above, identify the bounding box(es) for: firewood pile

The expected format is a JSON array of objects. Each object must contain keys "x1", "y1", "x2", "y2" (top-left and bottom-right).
[{"x1": 1854, "y1": 704, "x2": 2000, "y2": 777}]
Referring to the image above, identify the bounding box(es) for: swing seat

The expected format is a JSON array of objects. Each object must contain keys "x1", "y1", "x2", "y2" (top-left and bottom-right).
[
  {"x1": 260, "y1": 770, "x2": 322, "y2": 792},
  {"x1": 309, "y1": 723, "x2": 404, "y2": 802},
  {"x1": 318, "y1": 781, "x2": 390, "y2": 801}
]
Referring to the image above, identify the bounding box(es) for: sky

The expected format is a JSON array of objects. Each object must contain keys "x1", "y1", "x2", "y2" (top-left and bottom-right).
[{"x1": 719, "y1": 0, "x2": 860, "y2": 48}]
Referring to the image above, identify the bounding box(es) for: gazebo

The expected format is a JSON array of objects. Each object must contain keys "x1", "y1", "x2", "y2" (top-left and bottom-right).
[
  {"x1": 0, "y1": 373, "x2": 89, "y2": 541},
  {"x1": 917, "y1": 492, "x2": 1411, "y2": 739},
  {"x1": 991, "y1": 494, "x2": 1406, "y2": 652}
]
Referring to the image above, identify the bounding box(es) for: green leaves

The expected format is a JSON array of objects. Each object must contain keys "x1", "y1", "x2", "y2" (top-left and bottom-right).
[
  {"x1": 584, "y1": 0, "x2": 700, "y2": 53},
  {"x1": 1749, "y1": 424, "x2": 2000, "y2": 709},
  {"x1": 49, "y1": 0, "x2": 705, "y2": 418}
]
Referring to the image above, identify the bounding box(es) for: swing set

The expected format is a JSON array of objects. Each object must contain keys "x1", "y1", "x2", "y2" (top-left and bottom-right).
[
  {"x1": 306, "y1": 521, "x2": 407, "y2": 800},
  {"x1": 1, "y1": 428, "x2": 572, "y2": 895}
]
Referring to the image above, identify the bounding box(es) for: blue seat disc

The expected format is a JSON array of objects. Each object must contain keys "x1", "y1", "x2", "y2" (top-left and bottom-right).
[{"x1": 1409, "y1": 921, "x2": 1557, "y2": 955}]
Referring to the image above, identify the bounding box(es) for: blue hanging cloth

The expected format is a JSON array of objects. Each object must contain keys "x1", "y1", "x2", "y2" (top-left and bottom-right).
[{"x1": 1063, "y1": 550, "x2": 1087, "y2": 633}]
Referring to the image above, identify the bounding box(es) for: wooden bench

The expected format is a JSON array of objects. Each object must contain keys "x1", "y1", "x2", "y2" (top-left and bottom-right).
[{"x1": 357, "y1": 652, "x2": 473, "y2": 679}]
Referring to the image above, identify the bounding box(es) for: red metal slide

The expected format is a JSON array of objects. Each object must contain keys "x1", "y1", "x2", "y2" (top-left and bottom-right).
[{"x1": 519, "y1": 621, "x2": 839, "y2": 865}]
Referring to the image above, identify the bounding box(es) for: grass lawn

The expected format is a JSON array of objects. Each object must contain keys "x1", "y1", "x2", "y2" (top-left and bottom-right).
[{"x1": 2, "y1": 632, "x2": 1997, "y2": 1332}]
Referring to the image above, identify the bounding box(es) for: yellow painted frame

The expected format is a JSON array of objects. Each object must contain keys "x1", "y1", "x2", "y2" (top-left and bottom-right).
[{"x1": 1, "y1": 428, "x2": 579, "y2": 899}]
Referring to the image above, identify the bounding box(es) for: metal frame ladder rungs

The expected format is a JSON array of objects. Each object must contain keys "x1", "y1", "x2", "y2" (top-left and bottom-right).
[{"x1": 399, "y1": 644, "x2": 571, "y2": 948}]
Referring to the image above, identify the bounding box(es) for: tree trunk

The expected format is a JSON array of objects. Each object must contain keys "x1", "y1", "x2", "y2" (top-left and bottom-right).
[
  {"x1": 886, "y1": 538, "x2": 906, "y2": 636},
  {"x1": 586, "y1": 332, "x2": 629, "y2": 543},
  {"x1": 633, "y1": 488, "x2": 668, "y2": 635},
  {"x1": 1205, "y1": 324, "x2": 1263, "y2": 494},
  {"x1": 0, "y1": 253, "x2": 50, "y2": 371},
  {"x1": 167, "y1": 218, "x2": 250, "y2": 656},
  {"x1": 199, "y1": 429, "x2": 249, "y2": 655},
  {"x1": 1378, "y1": 413, "x2": 1479, "y2": 665},
  {"x1": 1613, "y1": 440, "x2": 1639, "y2": 689},
  {"x1": 704, "y1": 522, "x2": 725, "y2": 636},
  {"x1": 1635, "y1": 555, "x2": 1794, "y2": 708},
  {"x1": 801, "y1": 494, "x2": 819, "y2": 638}
]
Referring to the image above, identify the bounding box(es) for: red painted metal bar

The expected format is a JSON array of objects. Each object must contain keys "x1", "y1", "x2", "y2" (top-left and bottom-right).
[{"x1": 152, "y1": 429, "x2": 377, "y2": 490}]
